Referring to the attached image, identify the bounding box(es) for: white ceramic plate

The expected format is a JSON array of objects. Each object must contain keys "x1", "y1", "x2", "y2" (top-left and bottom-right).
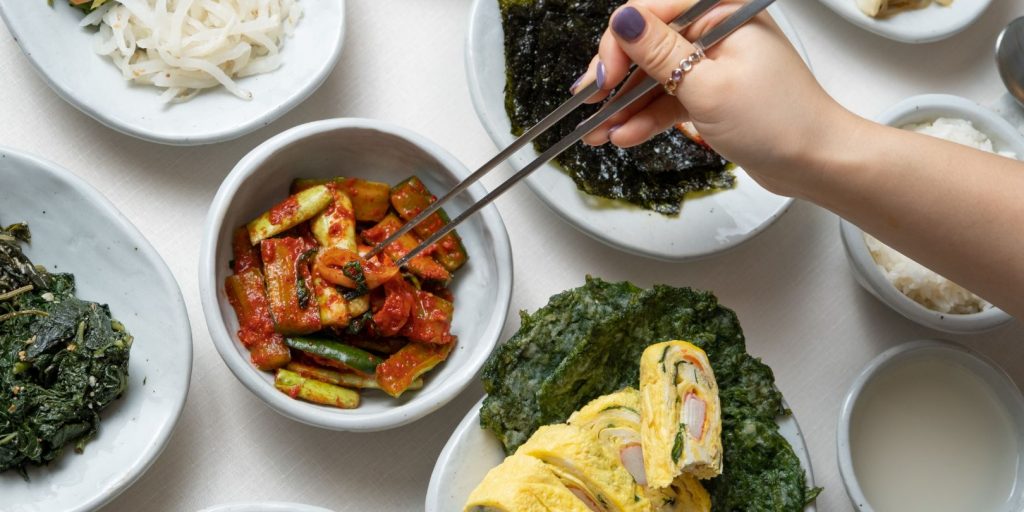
[
  {"x1": 0, "y1": 147, "x2": 192, "y2": 512},
  {"x1": 200, "y1": 118, "x2": 513, "y2": 432},
  {"x1": 426, "y1": 398, "x2": 817, "y2": 512},
  {"x1": 198, "y1": 502, "x2": 334, "y2": 512},
  {"x1": 465, "y1": 0, "x2": 808, "y2": 261},
  {"x1": 818, "y1": 0, "x2": 990, "y2": 43},
  {"x1": 0, "y1": 0, "x2": 345, "y2": 145},
  {"x1": 839, "y1": 94, "x2": 1019, "y2": 333}
]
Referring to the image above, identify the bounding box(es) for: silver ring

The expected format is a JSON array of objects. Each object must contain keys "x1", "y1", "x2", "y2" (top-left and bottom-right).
[{"x1": 663, "y1": 48, "x2": 705, "y2": 95}]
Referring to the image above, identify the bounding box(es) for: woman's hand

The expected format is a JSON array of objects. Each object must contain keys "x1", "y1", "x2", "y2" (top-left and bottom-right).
[{"x1": 574, "y1": 1, "x2": 859, "y2": 199}]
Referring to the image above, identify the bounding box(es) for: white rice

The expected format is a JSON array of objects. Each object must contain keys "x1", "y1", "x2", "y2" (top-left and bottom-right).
[
  {"x1": 82, "y1": 0, "x2": 302, "y2": 103},
  {"x1": 864, "y1": 117, "x2": 1015, "y2": 315}
]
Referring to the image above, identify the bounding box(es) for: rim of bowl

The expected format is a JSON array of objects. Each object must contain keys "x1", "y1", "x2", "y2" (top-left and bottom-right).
[
  {"x1": 838, "y1": 94, "x2": 1018, "y2": 333},
  {"x1": 836, "y1": 339, "x2": 1024, "y2": 512},
  {"x1": 0, "y1": 1, "x2": 346, "y2": 146},
  {"x1": 0, "y1": 146, "x2": 193, "y2": 511},
  {"x1": 461, "y1": 0, "x2": 803, "y2": 262},
  {"x1": 198, "y1": 118, "x2": 514, "y2": 431}
]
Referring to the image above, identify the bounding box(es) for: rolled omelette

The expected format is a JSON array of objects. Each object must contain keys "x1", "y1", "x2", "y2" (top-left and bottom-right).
[
  {"x1": 517, "y1": 423, "x2": 651, "y2": 512},
  {"x1": 640, "y1": 340, "x2": 723, "y2": 486},
  {"x1": 569, "y1": 388, "x2": 711, "y2": 512},
  {"x1": 463, "y1": 453, "x2": 594, "y2": 512}
]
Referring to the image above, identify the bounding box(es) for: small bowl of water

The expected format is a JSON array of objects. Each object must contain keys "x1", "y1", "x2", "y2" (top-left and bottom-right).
[{"x1": 838, "y1": 339, "x2": 1024, "y2": 512}]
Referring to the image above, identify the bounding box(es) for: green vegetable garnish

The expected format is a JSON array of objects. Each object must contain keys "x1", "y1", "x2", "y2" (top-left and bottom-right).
[
  {"x1": 480, "y1": 277, "x2": 819, "y2": 511},
  {"x1": 0, "y1": 222, "x2": 132, "y2": 478}
]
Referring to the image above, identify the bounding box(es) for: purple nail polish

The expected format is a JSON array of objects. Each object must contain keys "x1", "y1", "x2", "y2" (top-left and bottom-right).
[
  {"x1": 608, "y1": 124, "x2": 622, "y2": 139},
  {"x1": 612, "y1": 6, "x2": 646, "y2": 42},
  {"x1": 596, "y1": 61, "x2": 606, "y2": 89},
  {"x1": 569, "y1": 74, "x2": 583, "y2": 93}
]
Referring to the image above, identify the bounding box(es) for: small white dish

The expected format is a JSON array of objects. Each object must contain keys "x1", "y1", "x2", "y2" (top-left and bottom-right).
[
  {"x1": 0, "y1": 1, "x2": 345, "y2": 145},
  {"x1": 199, "y1": 118, "x2": 513, "y2": 432},
  {"x1": 198, "y1": 502, "x2": 334, "y2": 512},
  {"x1": 837, "y1": 339, "x2": 1024, "y2": 511},
  {"x1": 425, "y1": 398, "x2": 817, "y2": 512},
  {"x1": 465, "y1": 0, "x2": 808, "y2": 261},
  {"x1": 0, "y1": 147, "x2": 192, "y2": 511},
  {"x1": 839, "y1": 93, "x2": 1020, "y2": 333},
  {"x1": 818, "y1": 0, "x2": 990, "y2": 44}
]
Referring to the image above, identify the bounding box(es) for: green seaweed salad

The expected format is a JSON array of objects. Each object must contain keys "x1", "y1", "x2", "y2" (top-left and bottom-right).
[
  {"x1": 0, "y1": 222, "x2": 132, "y2": 478},
  {"x1": 481, "y1": 277, "x2": 820, "y2": 511},
  {"x1": 500, "y1": 0, "x2": 733, "y2": 216}
]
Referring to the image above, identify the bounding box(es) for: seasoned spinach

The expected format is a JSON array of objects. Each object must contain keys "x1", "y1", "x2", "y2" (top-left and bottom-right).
[
  {"x1": 480, "y1": 277, "x2": 819, "y2": 511},
  {"x1": 0, "y1": 222, "x2": 132, "y2": 478},
  {"x1": 499, "y1": 0, "x2": 732, "y2": 215}
]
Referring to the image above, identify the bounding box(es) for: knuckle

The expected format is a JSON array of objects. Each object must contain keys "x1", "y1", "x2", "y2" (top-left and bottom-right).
[{"x1": 644, "y1": 33, "x2": 679, "y2": 75}]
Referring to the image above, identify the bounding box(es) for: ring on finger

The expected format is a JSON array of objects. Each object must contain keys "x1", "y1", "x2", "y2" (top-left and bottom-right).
[{"x1": 663, "y1": 48, "x2": 705, "y2": 96}]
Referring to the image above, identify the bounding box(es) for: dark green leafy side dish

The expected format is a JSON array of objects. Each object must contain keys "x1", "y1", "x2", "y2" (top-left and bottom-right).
[
  {"x1": 0, "y1": 222, "x2": 132, "y2": 478},
  {"x1": 499, "y1": 0, "x2": 732, "y2": 216},
  {"x1": 481, "y1": 277, "x2": 821, "y2": 511}
]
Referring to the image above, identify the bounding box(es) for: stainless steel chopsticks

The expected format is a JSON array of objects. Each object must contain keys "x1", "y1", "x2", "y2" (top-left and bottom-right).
[{"x1": 371, "y1": 0, "x2": 774, "y2": 266}]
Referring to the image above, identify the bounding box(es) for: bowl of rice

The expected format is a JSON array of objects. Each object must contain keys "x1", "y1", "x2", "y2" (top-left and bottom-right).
[{"x1": 840, "y1": 94, "x2": 1021, "y2": 333}]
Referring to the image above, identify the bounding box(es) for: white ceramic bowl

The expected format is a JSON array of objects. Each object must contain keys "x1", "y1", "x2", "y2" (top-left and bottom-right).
[
  {"x1": 465, "y1": 0, "x2": 807, "y2": 262},
  {"x1": 426, "y1": 398, "x2": 817, "y2": 511},
  {"x1": 839, "y1": 94, "x2": 1020, "y2": 333},
  {"x1": 199, "y1": 118, "x2": 513, "y2": 432},
  {"x1": 0, "y1": 1, "x2": 345, "y2": 145},
  {"x1": 0, "y1": 147, "x2": 192, "y2": 511},
  {"x1": 817, "y1": 0, "x2": 991, "y2": 43},
  {"x1": 837, "y1": 339, "x2": 1024, "y2": 511}
]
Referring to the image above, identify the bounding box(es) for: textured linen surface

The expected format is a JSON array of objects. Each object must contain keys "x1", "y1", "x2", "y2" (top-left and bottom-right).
[{"x1": 0, "y1": 1, "x2": 1022, "y2": 511}]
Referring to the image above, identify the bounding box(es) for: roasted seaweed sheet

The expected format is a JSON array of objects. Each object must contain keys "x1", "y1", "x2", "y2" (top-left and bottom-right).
[
  {"x1": 500, "y1": 0, "x2": 732, "y2": 215},
  {"x1": 480, "y1": 277, "x2": 819, "y2": 511},
  {"x1": 0, "y1": 222, "x2": 132, "y2": 477}
]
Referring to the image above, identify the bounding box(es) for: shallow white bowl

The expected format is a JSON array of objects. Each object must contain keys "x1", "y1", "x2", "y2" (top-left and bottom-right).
[
  {"x1": 0, "y1": 1, "x2": 345, "y2": 145},
  {"x1": 0, "y1": 148, "x2": 192, "y2": 511},
  {"x1": 426, "y1": 398, "x2": 816, "y2": 511},
  {"x1": 199, "y1": 118, "x2": 513, "y2": 432},
  {"x1": 465, "y1": 0, "x2": 808, "y2": 261},
  {"x1": 818, "y1": 0, "x2": 991, "y2": 43},
  {"x1": 839, "y1": 94, "x2": 1019, "y2": 333},
  {"x1": 837, "y1": 339, "x2": 1024, "y2": 511}
]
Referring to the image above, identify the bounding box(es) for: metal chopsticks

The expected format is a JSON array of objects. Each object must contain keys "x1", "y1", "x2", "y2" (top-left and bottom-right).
[{"x1": 371, "y1": 0, "x2": 774, "y2": 266}]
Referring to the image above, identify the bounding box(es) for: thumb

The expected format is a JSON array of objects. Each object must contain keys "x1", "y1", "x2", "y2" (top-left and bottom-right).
[{"x1": 609, "y1": 4, "x2": 705, "y2": 97}]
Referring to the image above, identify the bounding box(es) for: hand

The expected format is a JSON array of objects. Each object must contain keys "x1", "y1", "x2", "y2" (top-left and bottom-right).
[{"x1": 574, "y1": 0, "x2": 858, "y2": 198}]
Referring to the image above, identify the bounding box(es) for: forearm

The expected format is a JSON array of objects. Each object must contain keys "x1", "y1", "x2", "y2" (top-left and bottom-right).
[{"x1": 799, "y1": 113, "x2": 1024, "y2": 318}]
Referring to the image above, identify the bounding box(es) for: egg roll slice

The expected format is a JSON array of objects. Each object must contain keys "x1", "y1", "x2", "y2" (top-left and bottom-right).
[
  {"x1": 569, "y1": 389, "x2": 711, "y2": 512},
  {"x1": 517, "y1": 424, "x2": 650, "y2": 512},
  {"x1": 463, "y1": 453, "x2": 593, "y2": 512},
  {"x1": 640, "y1": 340, "x2": 723, "y2": 486}
]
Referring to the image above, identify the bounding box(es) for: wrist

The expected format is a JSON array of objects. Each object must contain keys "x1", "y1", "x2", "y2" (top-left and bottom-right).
[{"x1": 787, "y1": 106, "x2": 878, "y2": 206}]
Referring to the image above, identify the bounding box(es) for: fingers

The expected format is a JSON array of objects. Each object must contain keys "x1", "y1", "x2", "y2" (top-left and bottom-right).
[
  {"x1": 610, "y1": 94, "x2": 689, "y2": 148},
  {"x1": 580, "y1": 71, "x2": 661, "y2": 145},
  {"x1": 608, "y1": 4, "x2": 702, "y2": 97}
]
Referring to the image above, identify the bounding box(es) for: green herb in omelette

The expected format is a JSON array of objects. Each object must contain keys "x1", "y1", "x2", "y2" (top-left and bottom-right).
[
  {"x1": 480, "y1": 277, "x2": 819, "y2": 511},
  {"x1": 0, "y1": 222, "x2": 132, "y2": 478}
]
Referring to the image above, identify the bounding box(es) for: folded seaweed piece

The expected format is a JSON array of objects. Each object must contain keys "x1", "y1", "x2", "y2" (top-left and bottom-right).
[
  {"x1": 480, "y1": 277, "x2": 819, "y2": 511},
  {"x1": 499, "y1": 0, "x2": 732, "y2": 215}
]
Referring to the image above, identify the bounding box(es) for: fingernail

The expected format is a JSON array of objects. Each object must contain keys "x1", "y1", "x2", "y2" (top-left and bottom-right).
[
  {"x1": 608, "y1": 124, "x2": 622, "y2": 137},
  {"x1": 612, "y1": 6, "x2": 646, "y2": 41},
  {"x1": 596, "y1": 61, "x2": 606, "y2": 89},
  {"x1": 569, "y1": 74, "x2": 583, "y2": 93}
]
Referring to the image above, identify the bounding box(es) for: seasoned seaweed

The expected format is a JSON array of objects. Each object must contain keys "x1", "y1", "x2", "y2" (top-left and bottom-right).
[
  {"x1": 500, "y1": 0, "x2": 732, "y2": 215},
  {"x1": 0, "y1": 222, "x2": 132, "y2": 478},
  {"x1": 480, "y1": 277, "x2": 819, "y2": 511}
]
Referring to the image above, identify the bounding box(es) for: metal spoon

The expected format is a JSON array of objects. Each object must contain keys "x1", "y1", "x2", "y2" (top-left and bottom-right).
[{"x1": 996, "y1": 17, "x2": 1024, "y2": 106}]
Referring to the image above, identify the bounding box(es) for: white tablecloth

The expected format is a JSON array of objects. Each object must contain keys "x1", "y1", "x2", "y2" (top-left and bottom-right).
[{"x1": 2, "y1": 1, "x2": 1023, "y2": 511}]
